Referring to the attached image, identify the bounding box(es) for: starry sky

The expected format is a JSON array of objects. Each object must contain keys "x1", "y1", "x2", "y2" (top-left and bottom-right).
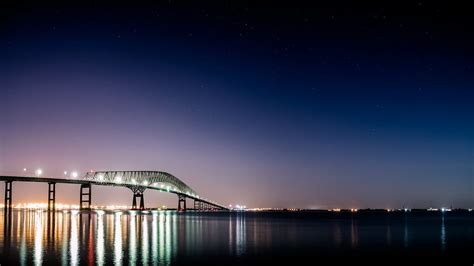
[{"x1": 0, "y1": 1, "x2": 472, "y2": 209}]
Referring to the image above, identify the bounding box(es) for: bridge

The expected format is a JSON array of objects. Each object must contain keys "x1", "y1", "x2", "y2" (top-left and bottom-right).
[{"x1": 0, "y1": 171, "x2": 229, "y2": 211}]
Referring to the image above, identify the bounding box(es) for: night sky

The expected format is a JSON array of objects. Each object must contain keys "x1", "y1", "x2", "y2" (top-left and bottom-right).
[{"x1": 1, "y1": 1, "x2": 472, "y2": 209}]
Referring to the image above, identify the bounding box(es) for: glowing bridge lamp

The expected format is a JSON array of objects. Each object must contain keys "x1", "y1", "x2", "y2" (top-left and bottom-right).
[
  {"x1": 35, "y1": 169, "x2": 43, "y2": 177},
  {"x1": 71, "y1": 171, "x2": 78, "y2": 178},
  {"x1": 98, "y1": 174, "x2": 104, "y2": 181},
  {"x1": 115, "y1": 176, "x2": 122, "y2": 183}
]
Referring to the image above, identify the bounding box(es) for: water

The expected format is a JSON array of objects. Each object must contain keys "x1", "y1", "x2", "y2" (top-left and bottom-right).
[{"x1": 1, "y1": 210, "x2": 473, "y2": 265}]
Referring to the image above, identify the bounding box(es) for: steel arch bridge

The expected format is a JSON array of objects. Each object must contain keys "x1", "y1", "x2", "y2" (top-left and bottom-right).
[
  {"x1": 84, "y1": 171, "x2": 198, "y2": 195},
  {"x1": 0, "y1": 170, "x2": 228, "y2": 211}
]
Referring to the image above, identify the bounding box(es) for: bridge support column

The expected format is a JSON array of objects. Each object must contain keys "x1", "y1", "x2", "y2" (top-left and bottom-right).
[
  {"x1": 178, "y1": 194, "x2": 186, "y2": 212},
  {"x1": 4, "y1": 181, "x2": 12, "y2": 210},
  {"x1": 132, "y1": 192, "x2": 145, "y2": 210},
  {"x1": 48, "y1": 182, "x2": 56, "y2": 211},
  {"x1": 80, "y1": 184, "x2": 92, "y2": 210},
  {"x1": 194, "y1": 200, "x2": 202, "y2": 211}
]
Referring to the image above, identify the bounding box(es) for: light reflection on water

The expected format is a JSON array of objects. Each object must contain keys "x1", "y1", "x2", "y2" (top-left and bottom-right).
[
  {"x1": 113, "y1": 212, "x2": 122, "y2": 265},
  {"x1": 1, "y1": 210, "x2": 473, "y2": 264},
  {"x1": 96, "y1": 212, "x2": 105, "y2": 266},
  {"x1": 33, "y1": 211, "x2": 43, "y2": 266}
]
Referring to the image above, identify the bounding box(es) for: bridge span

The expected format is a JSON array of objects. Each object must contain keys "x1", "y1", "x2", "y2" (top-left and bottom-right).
[{"x1": 0, "y1": 171, "x2": 229, "y2": 211}]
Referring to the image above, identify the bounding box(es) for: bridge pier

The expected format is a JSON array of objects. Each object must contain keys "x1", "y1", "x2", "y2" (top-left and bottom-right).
[
  {"x1": 194, "y1": 199, "x2": 202, "y2": 211},
  {"x1": 4, "y1": 181, "x2": 12, "y2": 210},
  {"x1": 48, "y1": 182, "x2": 56, "y2": 210},
  {"x1": 132, "y1": 192, "x2": 145, "y2": 210},
  {"x1": 80, "y1": 184, "x2": 92, "y2": 210},
  {"x1": 178, "y1": 194, "x2": 186, "y2": 212}
]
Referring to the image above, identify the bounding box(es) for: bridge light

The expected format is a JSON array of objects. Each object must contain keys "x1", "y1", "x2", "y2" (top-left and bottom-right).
[
  {"x1": 160, "y1": 184, "x2": 164, "y2": 188},
  {"x1": 23, "y1": 168, "x2": 27, "y2": 172},
  {"x1": 64, "y1": 171, "x2": 68, "y2": 176},
  {"x1": 143, "y1": 181, "x2": 149, "y2": 186},
  {"x1": 132, "y1": 178, "x2": 136, "y2": 184},
  {"x1": 35, "y1": 169, "x2": 43, "y2": 176},
  {"x1": 98, "y1": 174, "x2": 104, "y2": 181},
  {"x1": 71, "y1": 172, "x2": 78, "y2": 178},
  {"x1": 115, "y1": 176, "x2": 122, "y2": 183}
]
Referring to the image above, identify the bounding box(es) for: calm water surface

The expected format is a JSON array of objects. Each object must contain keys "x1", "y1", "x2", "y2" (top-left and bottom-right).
[{"x1": 1, "y1": 210, "x2": 473, "y2": 265}]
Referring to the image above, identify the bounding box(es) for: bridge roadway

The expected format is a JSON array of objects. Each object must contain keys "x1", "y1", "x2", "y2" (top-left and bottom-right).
[{"x1": 0, "y1": 173, "x2": 229, "y2": 211}]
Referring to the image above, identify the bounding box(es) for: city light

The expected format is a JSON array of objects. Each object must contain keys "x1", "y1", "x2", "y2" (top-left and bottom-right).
[
  {"x1": 71, "y1": 171, "x2": 78, "y2": 178},
  {"x1": 23, "y1": 168, "x2": 27, "y2": 172},
  {"x1": 64, "y1": 171, "x2": 68, "y2": 176}
]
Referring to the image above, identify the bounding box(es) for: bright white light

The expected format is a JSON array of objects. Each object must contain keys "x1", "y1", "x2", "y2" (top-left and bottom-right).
[
  {"x1": 98, "y1": 174, "x2": 104, "y2": 181},
  {"x1": 71, "y1": 172, "x2": 78, "y2": 178},
  {"x1": 23, "y1": 168, "x2": 27, "y2": 172},
  {"x1": 116, "y1": 176, "x2": 122, "y2": 183},
  {"x1": 35, "y1": 169, "x2": 43, "y2": 176},
  {"x1": 132, "y1": 179, "x2": 136, "y2": 184},
  {"x1": 64, "y1": 171, "x2": 68, "y2": 176},
  {"x1": 160, "y1": 184, "x2": 164, "y2": 188},
  {"x1": 143, "y1": 181, "x2": 149, "y2": 186}
]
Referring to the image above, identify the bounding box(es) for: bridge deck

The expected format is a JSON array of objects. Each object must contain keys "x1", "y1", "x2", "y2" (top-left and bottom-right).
[
  {"x1": 0, "y1": 175, "x2": 90, "y2": 184},
  {"x1": 0, "y1": 175, "x2": 228, "y2": 210}
]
